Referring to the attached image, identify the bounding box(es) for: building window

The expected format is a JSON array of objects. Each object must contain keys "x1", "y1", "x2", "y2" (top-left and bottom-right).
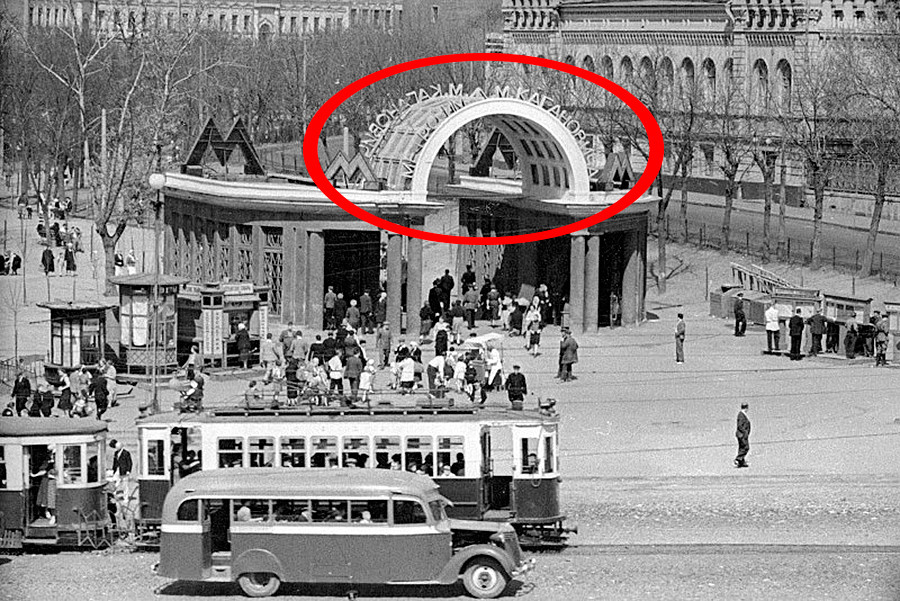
[
  {"x1": 303, "y1": 16, "x2": 309, "y2": 32},
  {"x1": 231, "y1": 15, "x2": 237, "y2": 30},
  {"x1": 279, "y1": 16, "x2": 285, "y2": 32},
  {"x1": 244, "y1": 15, "x2": 251, "y2": 31},
  {"x1": 351, "y1": 8, "x2": 358, "y2": 25},
  {"x1": 431, "y1": 5, "x2": 439, "y2": 23},
  {"x1": 313, "y1": 16, "x2": 320, "y2": 31},
  {"x1": 325, "y1": 17, "x2": 332, "y2": 30},
  {"x1": 290, "y1": 16, "x2": 296, "y2": 32},
  {"x1": 219, "y1": 14, "x2": 225, "y2": 30}
]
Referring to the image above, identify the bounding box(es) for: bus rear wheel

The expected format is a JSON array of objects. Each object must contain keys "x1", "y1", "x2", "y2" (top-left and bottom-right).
[
  {"x1": 462, "y1": 558, "x2": 509, "y2": 599},
  {"x1": 238, "y1": 572, "x2": 281, "y2": 597}
]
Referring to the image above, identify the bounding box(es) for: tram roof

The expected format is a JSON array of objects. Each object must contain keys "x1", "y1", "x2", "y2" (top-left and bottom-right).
[
  {"x1": 168, "y1": 468, "x2": 439, "y2": 501},
  {"x1": 139, "y1": 405, "x2": 556, "y2": 426},
  {"x1": 0, "y1": 417, "x2": 108, "y2": 438}
]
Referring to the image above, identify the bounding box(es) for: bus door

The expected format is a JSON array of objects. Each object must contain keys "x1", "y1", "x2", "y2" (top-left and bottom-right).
[{"x1": 487, "y1": 425, "x2": 514, "y2": 512}]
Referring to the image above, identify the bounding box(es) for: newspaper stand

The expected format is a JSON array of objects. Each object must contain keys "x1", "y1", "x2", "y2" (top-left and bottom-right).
[
  {"x1": 771, "y1": 287, "x2": 821, "y2": 353},
  {"x1": 822, "y1": 293, "x2": 872, "y2": 355}
]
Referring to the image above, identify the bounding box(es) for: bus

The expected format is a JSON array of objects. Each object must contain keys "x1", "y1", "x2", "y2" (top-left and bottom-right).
[
  {"x1": 156, "y1": 468, "x2": 534, "y2": 598},
  {"x1": 137, "y1": 404, "x2": 571, "y2": 547},
  {"x1": 0, "y1": 418, "x2": 110, "y2": 548}
]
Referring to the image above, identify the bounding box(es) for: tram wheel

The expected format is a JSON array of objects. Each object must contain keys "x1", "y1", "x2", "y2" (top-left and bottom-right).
[
  {"x1": 462, "y1": 558, "x2": 509, "y2": 599},
  {"x1": 238, "y1": 572, "x2": 281, "y2": 597}
]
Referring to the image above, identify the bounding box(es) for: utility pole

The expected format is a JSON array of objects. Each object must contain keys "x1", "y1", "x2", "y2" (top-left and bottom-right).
[{"x1": 148, "y1": 162, "x2": 165, "y2": 414}]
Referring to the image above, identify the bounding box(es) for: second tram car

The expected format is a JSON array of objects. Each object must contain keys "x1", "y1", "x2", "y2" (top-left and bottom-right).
[
  {"x1": 0, "y1": 418, "x2": 111, "y2": 548},
  {"x1": 137, "y1": 405, "x2": 571, "y2": 546}
]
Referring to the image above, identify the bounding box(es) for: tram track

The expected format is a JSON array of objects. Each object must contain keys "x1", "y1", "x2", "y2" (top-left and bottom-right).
[{"x1": 554, "y1": 543, "x2": 900, "y2": 556}]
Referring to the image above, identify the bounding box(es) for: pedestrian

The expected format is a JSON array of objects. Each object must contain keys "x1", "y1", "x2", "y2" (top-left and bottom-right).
[
  {"x1": 874, "y1": 310, "x2": 889, "y2": 366},
  {"x1": 10, "y1": 251, "x2": 21, "y2": 275},
  {"x1": 64, "y1": 243, "x2": 76, "y2": 276},
  {"x1": 806, "y1": 308, "x2": 827, "y2": 357},
  {"x1": 485, "y1": 344, "x2": 503, "y2": 390},
  {"x1": 235, "y1": 323, "x2": 251, "y2": 369},
  {"x1": 428, "y1": 279, "x2": 444, "y2": 326},
  {"x1": 183, "y1": 345, "x2": 199, "y2": 381},
  {"x1": 125, "y1": 249, "x2": 137, "y2": 275},
  {"x1": 41, "y1": 246, "x2": 55, "y2": 276},
  {"x1": 463, "y1": 287, "x2": 479, "y2": 329},
  {"x1": 103, "y1": 360, "x2": 119, "y2": 407},
  {"x1": 558, "y1": 328, "x2": 579, "y2": 382},
  {"x1": 347, "y1": 299, "x2": 361, "y2": 330},
  {"x1": 765, "y1": 301, "x2": 781, "y2": 352},
  {"x1": 434, "y1": 322, "x2": 449, "y2": 357},
  {"x1": 374, "y1": 291, "x2": 388, "y2": 328},
  {"x1": 344, "y1": 349, "x2": 363, "y2": 401},
  {"x1": 287, "y1": 331, "x2": 308, "y2": 365},
  {"x1": 426, "y1": 353, "x2": 446, "y2": 397},
  {"x1": 609, "y1": 292, "x2": 621, "y2": 328},
  {"x1": 735, "y1": 402, "x2": 751, "y2": 468},
  {"x1": 90, "y1": 371, "x2": 109, "y2": 420},
  {"x1": 844, "y1": 313, "x2": 858, "y2": 359},
  {"x1": 244, "y1": 380, "x2": 263, "y2": 409},
  {"x1": 269, "y1": 361, "x2": 285, "y2": 406},
  {"x1": 536, "y1": 284, "x2": 552, "y2": 326},
  {"x1": 675, "y1": 313, "x2": 686, "y2": 364},
  {"x1": 376, "y1": 324, "x2": 392, "y2": 368},
  {"x1": 110, "y1": 439, "x2": 133, "y2": 483},
  {"x1": 324, "y1": 286, "x2": 337, "y2": 329},
  {"x1": 279, "y1": 321, "x2": 296, "y2": 360},
  {"x1": 440, "y1": 269, "x2": 455, "y2": 310},
  {"x1": 461, "y1": 264, "x2": 476, "y2": 293},
  {"x1": 37, "y1": 384, "x2": 54, "y2": 417},
  {"x1": 333, "y1": 293, "x2": 347, "y2": 327},
  {"x1": 450, "y1": 301, "x2": 465, "y2": 344},
  {"x1": 359, "y1": 289, "x2": 373, "y2": 334},
  {"x1": 56, "y1": 369, "x2": 73, "y2": 417},
  {"x1": 733, "y1": 292, "x2": 746, "y2": 337},
  {"x1": 508, "y1": 301, "x2": 524, "y2": 337},
  {"x1": 525, "y1": 302, "x2": 542, "y2": 356},
  {"x1": 419, "y1": 303, "x2": 432, "y2": 342},
  {"x1": 398, "y1": 353, "x2": 416, "y2": 394},
  {"x1": 12, "y1": 371, "x2": 31, "y2": 416},
  {"x1": 260, "y1": 332, "x2": 279, "y2": 375},
  {"x1": 327, "y1": 352, "x2": 344, "y2": 395},
  {"x1": 788, "y1": 308, "x2": 804, "y2": 361},
  {"x1": 31, "y1": 455, "x2": 57, "y2": 524},
  {"x1": 114, "y1": 250, "x2": 125, "y2": 276},
  {"x1": 505, "y1": 364, "x2": 527, "y2": 408},
  {"x1": 487, "y1": 286, "x2": 501, "y2": 327},
  {"x1": 285, "y1": 358, "x2": 300, "y2": 406}
]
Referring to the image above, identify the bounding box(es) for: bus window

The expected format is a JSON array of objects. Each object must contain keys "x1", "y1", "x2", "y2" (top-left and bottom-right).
[
  {"x1": 272, "y1": 500, "x2": 311, "y2": 522},
  {"x1": 544, "y1": 435, "x2": 555, "y2": 474},
  {"x1": 350, "y1": 500, "x2": 388, "y2": 523},
  {"x1": 248, "y1": 437, "x2": 275, "y2": 467},
  {"x1": 393, "y1": 500, "x2": 427, "y2": 525},
  {"x1": 521, "y1": 438, "x2": 539, "y2": 474},
  {"x1": 437, "y1": 436, "x2": 465, "y2": 477},
  {"x1": 311, "y1": 437, "x2": 338, "y2": 468},
  {"x1": 311, "y1": 499, "x2": 349, "y2": 522},
  {"x1": 233, "y1": 499, "x2": 269, "y2": 522},
  {"x1": 62, "y1": 444, "x2": 83, "y2": 484},
  {"x1": 177, "y1": 499, "x2": 200, "y2": 521},
  {"x1": 146, "y1": 439, "x2": 165, "y2": 476},
  {"x1": 405, "y1": 436, "x2": 433, "y2": 476},
  {"x1": 218, "y1": 438, "x2": 244, "y2": 468},
  {"x1": 342, "y1": 436, "x2": 369, "y2": 467},
  {"x1": 428, "y1": 500, "x2": 447, "y2": 522},
  {"x1": 86, "y1": 442, "x2": 100, "y2": 483},
  {"x1": 279, "y1": 437, "x2": 306, "y2": 467},
  {"x1": 374, "y1": 436, "x2": 401, "y2": 469}
]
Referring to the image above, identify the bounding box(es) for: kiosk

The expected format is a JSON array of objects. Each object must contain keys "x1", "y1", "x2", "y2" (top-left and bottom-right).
[
  {"x1": 822, "y1": 293, "x2": 872, "y2": 356},
  {"x1": 884, "y1": 300, "x2": 900, "y2": 364}
]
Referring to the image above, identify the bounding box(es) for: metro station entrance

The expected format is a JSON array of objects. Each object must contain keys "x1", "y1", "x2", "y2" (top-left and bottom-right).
[{"x1": 323, "y1": 231, "x2": 382, "y2": 302}]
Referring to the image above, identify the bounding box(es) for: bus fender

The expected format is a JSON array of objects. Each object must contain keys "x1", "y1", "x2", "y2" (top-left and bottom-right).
[
  {"x1": 436, "y1": 544, "x2": 516, "y2": 585},
  {"x1": 233, "y1": 548, "x2": 285, "y2": 581}
]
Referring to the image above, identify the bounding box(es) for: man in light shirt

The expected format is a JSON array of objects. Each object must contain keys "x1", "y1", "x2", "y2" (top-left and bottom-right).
[{"x1": 765, "y1": 301, "x2": 781, "y2": 353}]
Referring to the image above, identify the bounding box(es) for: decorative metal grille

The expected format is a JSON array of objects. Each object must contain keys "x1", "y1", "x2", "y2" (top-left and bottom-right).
[
  {"x1": 263, "y1": 226, "x2": 283, "y2": 249},
  {"x1": 264, "y1": 249, "x2": 283, "y2": 314},
  {"x1": 237, "y1": 224, "x2": 252, "y2": 246},
  {"x1": 217, "y1": 222, "x2": 230, "y2": 280},
  {"x1": 238, "y1": 248, "x2": 253, "y2": 281}
]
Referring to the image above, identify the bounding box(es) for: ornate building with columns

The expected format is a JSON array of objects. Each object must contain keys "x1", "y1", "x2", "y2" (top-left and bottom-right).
[{"x1": 497, "y1": 0, "x2": 900, "y2": 222}]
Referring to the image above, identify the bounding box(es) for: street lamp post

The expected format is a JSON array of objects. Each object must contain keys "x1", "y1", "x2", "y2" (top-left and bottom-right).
[{"x1": 148, "y1": 172, "x2": 166, "y2": 415}]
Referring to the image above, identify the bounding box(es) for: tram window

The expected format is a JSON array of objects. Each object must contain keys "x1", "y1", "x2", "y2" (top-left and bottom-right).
[
  {"x1": 405, "y1": 436, "x2": 433, "y2": 476},
  {"x1": 393, "y1": 500, "x2": 427, "y2": 525},
  {"x1": 311, "y1": 499, "x2": 349, "y2": 522},
  {"x1": 374, "y1": 436, "x2": 401, "y2": 469},
  {"x1": 248, "y1": 437, "x2": 275, "y2": 467},
  {"x1": 350, "y1": 500, "x2": 388, "y2": 523},
  {"x1": 62, "y1": 444, "x2": 83, "y2": 483},
  {"x1": 310, "y1": 436, "x2": 338, "y2": 468},
  {"x1": 437, "y1": 436, "x2": 465, "y2": 477},
  {"x1": 279, "y1": 437, "x2": 306, "y2": 468},
  {"x1": 272, "y1": 499, "x2": 311, "y2": 522},
  {"x1": 218, "y1": 438, "x2": 244, "y2": 468},
  {"x1": 233, "y1": 499, "x2": 269, "y2": 522},
  {"x1": 177, "y1": 499, "x2": 200, "y2": 521},
  {"x1": 544, "y1": 435, "x2": 555, "y2": 473},
  {"x1": 521, "y1": 438, "x2": 539, "y2": 474},
  {"x1": 0, "y1": 446, "x2": 6, "y2": 488},
  {"x1": 342, "y1": 436, "x2": 369, "y2": 468},
  {"x1": 146, "y1": 439, "x2": 165, "y2": 476},
  {"x1": 86, "y1": 442, "x2": 100, "y2": 483}
]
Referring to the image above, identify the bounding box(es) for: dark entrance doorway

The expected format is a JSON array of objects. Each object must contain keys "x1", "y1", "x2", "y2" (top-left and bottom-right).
[
  {"x1": 536, "y1": 236, "x2": 570, "y2": 326},
  {"x1": 323, "y1": 231, "x2": 381, "y2": 301},
  {"x1": 598, "y1": 232, "x2": 627, "y2": 328}
]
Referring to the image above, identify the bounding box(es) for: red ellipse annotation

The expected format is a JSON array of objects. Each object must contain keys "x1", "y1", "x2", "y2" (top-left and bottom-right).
[{"x1": 303, "y1": 52, "x2": 664, "y2": 246}]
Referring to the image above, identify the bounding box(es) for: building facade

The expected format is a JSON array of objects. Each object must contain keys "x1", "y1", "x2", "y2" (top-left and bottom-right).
[{"x1": 497, "y1": 0, "x2": 900, "y2": 222}]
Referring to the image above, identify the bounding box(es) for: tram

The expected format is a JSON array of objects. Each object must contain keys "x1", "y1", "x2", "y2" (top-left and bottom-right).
[
  {"x1": 136, "y1": 403, "x2": 572, "y2": 547},
  {"x1": 0, "y1": 418, "x2": 111, "y2": 549}
]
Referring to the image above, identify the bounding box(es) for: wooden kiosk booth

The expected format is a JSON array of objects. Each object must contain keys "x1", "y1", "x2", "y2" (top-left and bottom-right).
[
  {"x1": 771, "y1": 287, "x2": 821, "y2": 351},
  {"x1": 176, "y1": 281, "x2": 269, "y2": 368},
  {"x1": 109, "y1": 274, "x2": 190, "y2": 375},
  {"x1": 37, "y1": 301, "x2": 116, "y2": 370},
  {"x1": 822, "y1": 293, "x2": 873, "y2": 355}
]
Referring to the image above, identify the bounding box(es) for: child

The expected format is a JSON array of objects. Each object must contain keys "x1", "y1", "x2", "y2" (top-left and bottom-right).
[
  {"x1": 269, "y1": 361, "x2": 285, "y2": 407},
  {"x1": 359, "y1": 363, "x2": 376, "y2": 404}
]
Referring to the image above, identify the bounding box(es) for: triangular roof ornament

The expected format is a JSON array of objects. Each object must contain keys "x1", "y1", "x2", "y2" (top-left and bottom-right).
[{"x1": 182, "y1": 117, "x2": 266, "y2": 176}]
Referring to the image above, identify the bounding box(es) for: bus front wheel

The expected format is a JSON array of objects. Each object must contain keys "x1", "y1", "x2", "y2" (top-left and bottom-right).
[
  {"x1": 238, "y1": 572, "x2": 281, "y2": 598},
  {"x1": 462, "y1": 558, "x2": 509, "y2": 599}
]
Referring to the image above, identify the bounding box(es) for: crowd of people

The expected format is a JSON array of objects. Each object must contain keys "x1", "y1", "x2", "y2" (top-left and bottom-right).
[{"x1": 4, "y1": 360, "x2": 121, "y2": 420}]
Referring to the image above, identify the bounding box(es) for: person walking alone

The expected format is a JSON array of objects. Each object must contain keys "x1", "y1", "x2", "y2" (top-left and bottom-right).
[
  {"x1": 733, "y1": 292, "x2": 746, "y2": 337},
  {"x1": 788, "y1": 308, "x2": 805, "y2": 361},
  {"x1": 874, "y1": 311, "x2": 890, "y2": 366},
  {"x1": 735, "y1": 403, "x2": 751, "y2": 468},
  {"x1": 675, "y1": 313, "x2": 685, "y2": 364},
  {"x1": 558, "y1": 328, "x2": 579, "y2": 382},
  {"x1": 765, "y1": 301, "x2": 781, "y2": 352}
]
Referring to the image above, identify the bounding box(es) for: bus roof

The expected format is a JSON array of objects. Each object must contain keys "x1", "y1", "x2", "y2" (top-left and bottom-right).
[
  {"x1": 0, "y1": 417, "x2": 108, "y2": 438},
  {"x1": 164, "y1": 468, "x2": 440, "y2": 515}
]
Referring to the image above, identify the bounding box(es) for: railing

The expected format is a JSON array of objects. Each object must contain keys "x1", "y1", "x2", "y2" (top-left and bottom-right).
[
  {"x1": 0, "y1": 356, "x2": 45, "y2": 387},
  {"x1": 74, "y1": 508, "x2": 112, "y2": 550}
]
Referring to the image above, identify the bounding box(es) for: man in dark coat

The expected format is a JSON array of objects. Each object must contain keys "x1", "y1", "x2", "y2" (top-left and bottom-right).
[
  {"x1": 333, "y1": 293, "x2": 348, "y2": 326},
  {"x1": 322, "y1": 332, "x2": 338, "y2": 360},
  {"x1": 463, "y1": 288, "x2": 479, "y2": 329},
  {"x1": 735, "y1": 403, "x2": 751, "y2": 468},
  {"x1": 12, "y1": 372, "x2": 32, "y2": 415},
  {"x1": 439, "y1": 269, "x2": 455, "y2": 309},
  {"x1": 235, "y1": 323, "x2": 252, "y2": 369},
  {"x1": 359, "y1": 289, "x2": 373, "y2": 334},
  {"x1": 428, "y1": 279, "x2": 444, "y2": 325},
  {"x1": 10, "y1": 251, "x2": 21, "y2": 275},
  {"x1": 558, "y1": 329, "x2": 579, "y2": 382},
  {"x1": 505, "y1": 365, "x2": 527, "y2": 407},
  {"x1": 806, "y1": 308, "x2": 828, "y2": 356},
  {"x1": 374, "y1": 292, "x2": 387, "y2": 327},
  {"x1": 733, "y1": 292, "x2": 746, "y2": 337},
  {"x1": 788, "y1": 308, "x2": 805, "y2": 361},
  {"x1": 90, "y1": 372, "x2": 109, "y2": 420},
  {"x1": 41, "y1": 246, "x2": 55, "y2": 276},
  {"x1": 461, "y1": 264, "x2": 476, "y2": 293},
  {"x1": 110, "y1": 439, "x2": 133, "y2": 481}
]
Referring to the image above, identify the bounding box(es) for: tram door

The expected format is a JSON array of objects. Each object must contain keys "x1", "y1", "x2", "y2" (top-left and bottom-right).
[
  {"x1": 487, "y1": 426, "x2": 514, "y2": 511},
  {"x1": 23, "y1": 446, "x2": 52, "y2": 525}
]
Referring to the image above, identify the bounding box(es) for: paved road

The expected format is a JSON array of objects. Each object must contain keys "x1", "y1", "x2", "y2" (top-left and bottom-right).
[
  {"x1": 656, "y1": 201, "x2": 900, "y2": 276},
  {"x1": 2, "y1": 544, "x2": 898, "y2": 601}
]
